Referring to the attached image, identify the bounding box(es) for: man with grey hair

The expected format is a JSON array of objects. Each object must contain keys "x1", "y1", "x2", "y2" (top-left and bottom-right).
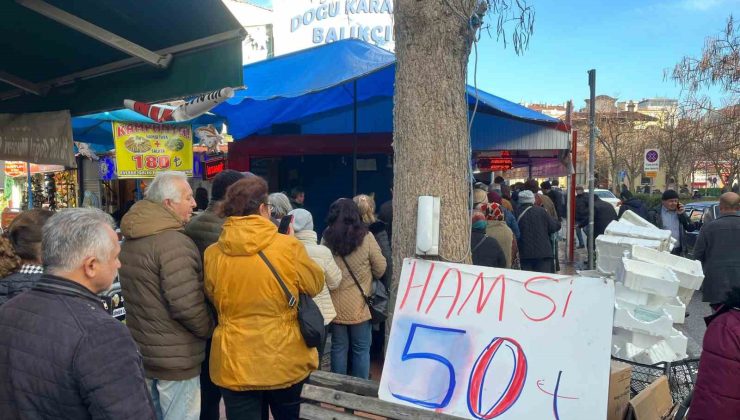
[
  {"x1": 0, "y1": 208, "x2": 155, "y2": 419},
  {"x1": 120, "y1": 171, "x2": 214, "y2": 420}
]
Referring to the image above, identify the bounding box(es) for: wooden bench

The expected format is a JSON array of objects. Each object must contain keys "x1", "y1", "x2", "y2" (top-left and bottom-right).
[{"x1": 300, "y1": 370, "x2": 463, "y2": 419}]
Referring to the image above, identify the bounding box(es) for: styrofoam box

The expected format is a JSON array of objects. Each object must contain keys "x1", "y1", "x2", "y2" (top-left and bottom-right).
[
  {"x1": 596, "y1": 235, "x2": 662, "y2": 274},
  {"x1": 605, "y1": 220, "x2": 672, "y2": 250},
  {"x1": 668, "y1": 328, "x2": 689, "y2": 359},
  {"x1": 646, "y1": 295, "x2": 686, "y2": 324},
  {"x1": 633, "y1": 340, "x2": 680, "y2": 364},
  {"x1": 631, "y1": 245, "x2": 704, "y2": 290},
  {"x1": 678, "y1": 287, "x2": 695, "y2": 307},
  {"x1": 613, "y1": 301, "x2": 674, "y2": 337},
  {"x1": 615, "y1": 282, "x2": 650, "y2": 306},
  {"x1": 616, "y1": 258, "x2": 680, "y2": 297},
  {"x1": 619, "y1": 210, "x2": 678, "y2": 250}
]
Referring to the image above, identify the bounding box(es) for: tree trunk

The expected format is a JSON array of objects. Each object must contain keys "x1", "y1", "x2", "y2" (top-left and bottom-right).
[{"x1": 387, "y1": 1, "x2": 476, "y2": 343}]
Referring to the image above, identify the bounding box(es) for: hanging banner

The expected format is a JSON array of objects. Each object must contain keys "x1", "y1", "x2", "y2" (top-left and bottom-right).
[
  {"x1": 0, "y1": 111, "x2": 76, "y2": 167},
  {"x1": 113, "y1": 122, "x2": 193, "y2": 179},
  {"x1": 4, "y1": 161, "x2": 66, "y2": 177},
  {"x1": 379, "y1": 259, "x2": 614, "y2": 419}
]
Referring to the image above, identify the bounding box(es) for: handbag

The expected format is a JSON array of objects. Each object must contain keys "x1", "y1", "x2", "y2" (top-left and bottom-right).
[
  {"x1": 341, "y1": 256, "x2": 389, "y2": 324},
  {"x1": 258, "y1": 251, "x2": 325, "y2": 348}
]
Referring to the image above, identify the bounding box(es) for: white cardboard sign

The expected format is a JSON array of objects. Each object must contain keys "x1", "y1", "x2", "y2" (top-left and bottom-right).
[{"x1": 379, "y1": 258, "x2": 615, "y2": 419}]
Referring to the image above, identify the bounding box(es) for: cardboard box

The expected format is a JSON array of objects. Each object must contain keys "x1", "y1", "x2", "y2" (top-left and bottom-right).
[
  {"x1": 629, "y1": 376, "x2": 675, "y2": 420},
  {"x1": 608, "y1": 360, "x2": 632, "y2": 420}
]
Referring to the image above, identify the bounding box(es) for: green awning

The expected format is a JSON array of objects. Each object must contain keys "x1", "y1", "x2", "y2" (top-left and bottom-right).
[{"x1": 0, "y1": 0, "x2": 245, "y2": 116}]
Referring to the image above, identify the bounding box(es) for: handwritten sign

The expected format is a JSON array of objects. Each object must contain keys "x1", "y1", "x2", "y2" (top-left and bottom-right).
[
  {"x1": 113, "y1": 122, "x2": 193, "y2": 179},
  {"x1": 379, "y1": 259, "x2": 614, "y2": 419}
]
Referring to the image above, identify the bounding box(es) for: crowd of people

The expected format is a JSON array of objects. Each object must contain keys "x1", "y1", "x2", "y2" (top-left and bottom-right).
[
  {"x1": 0, "y1": 168, "x2": 736, "y2": 419},
  {"x1": 0, "y1": 170, "x2": 392, "y2": 420}
]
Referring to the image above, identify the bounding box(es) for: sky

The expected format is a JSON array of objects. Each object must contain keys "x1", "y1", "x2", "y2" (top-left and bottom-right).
[{"x1": 243, "y1": 0, "x2": 737, "y2": 107}]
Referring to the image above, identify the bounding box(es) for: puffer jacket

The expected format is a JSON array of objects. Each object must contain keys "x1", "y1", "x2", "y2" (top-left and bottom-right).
[
  {"x1": 689, "y1": 309, "x2": 740, "y2": 420},
  {"x1": 185, "y1": 202, "x2": 225, "y2": 255},
  {"x1": 0, "y1": 271, "x2": 42, "y2": 306},
  {"x1": 119, "y1": 200, "x2": 214, "y2": 381},
  {"x1": 204, "y1": 215, "x2": 324, "y2": 391},
  {"x1": 0, "y1": 275, "x2": 155, "y2": 419},
  {"x1": 295, "y1": 229, "x2": 342, "y2": 325},
  {"x1": 324, "y1": 233, "x2": 387, "y2": 325}
]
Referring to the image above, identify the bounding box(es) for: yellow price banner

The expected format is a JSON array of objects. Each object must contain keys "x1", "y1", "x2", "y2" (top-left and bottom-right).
[{"x1": 113, "y1": 122, "x2": 193, "y2": 179}]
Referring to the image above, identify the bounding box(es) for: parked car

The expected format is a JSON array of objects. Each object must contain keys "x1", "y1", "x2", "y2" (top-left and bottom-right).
[
  {"x1": 585, "y1": 189, "x2": 621, "y2": 210},
  {"x1": 683, "y1": 201, "x2": 720, "y2": 259}
]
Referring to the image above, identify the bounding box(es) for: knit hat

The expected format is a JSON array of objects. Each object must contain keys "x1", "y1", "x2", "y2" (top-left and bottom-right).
[
  {"x1": 288, "y1": 208, "x2": 313, "y2": 232},
  {"x1": 472, "y1": 211, "x2": 487, "y2": 230},
  {"x1": 519, "y1": 190, "x2": 535, "y2": 204},
  {"x1": 488, "y1": 202, "x2": 504, "y2": 221},
  {"x1": 488, "y1": 190, "x2": 503, "y2": 205},
  {"x1": 662, "y1": 190, "x2": 679, "y2": 200},
  {"x1": 473, "y1": 189, "x2": 488, "y2": 205}
]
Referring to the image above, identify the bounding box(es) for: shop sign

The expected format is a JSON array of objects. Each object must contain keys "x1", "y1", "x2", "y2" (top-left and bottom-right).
[
  {"x1": 113, "y1": 122, "x2": 193, "y2": 179},
  {"x1": 3, "y1": 161, "x2": 66, "y2": 177},
  {"x1": 0, "y1": 111, "x2": 76, "y2": 167},
  {"x1": 380, "y1": 259, "x2": 614, "y2": 419},
  {"x1": 203, "y1": 157, "x2": 226, "y2": 180},
  {"x1": 272, "y1": 0, "x2": 394, "y2": 54}
]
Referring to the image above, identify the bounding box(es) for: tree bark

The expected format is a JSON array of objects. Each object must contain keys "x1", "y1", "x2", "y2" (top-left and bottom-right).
[{"x1": 387, "y1": 1, "x2": 476, "y2": 343}]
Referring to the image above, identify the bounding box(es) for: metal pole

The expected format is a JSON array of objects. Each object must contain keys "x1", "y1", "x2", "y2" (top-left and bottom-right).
[
  {"x1": 352, "y1": 80, "x2": 358, "y2": 196},
  {"x1": 26, "y1": 161, "x2": 32, "y2": 210},
  {"x1": 588, "y1": 70, "x2": 596, "y2": 270}
]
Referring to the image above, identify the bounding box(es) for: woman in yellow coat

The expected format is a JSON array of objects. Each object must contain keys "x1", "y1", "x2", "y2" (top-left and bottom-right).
[{"x1": 204, "y1": 177, "x2": 324, "y2": 420}]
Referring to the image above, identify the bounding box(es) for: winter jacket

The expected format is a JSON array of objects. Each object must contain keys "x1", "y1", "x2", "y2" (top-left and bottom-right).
[
  {"x1": 537, "y1": 194, "x2": 559, "y2": 220},
  {"x1": 185, "y1": 202, "x2": 226, "y2": 256},
  {"x1": 689, "y1": 309, "x2": 740, "y2": 420},
  {"x1": 547, "y1": 188, "x2": 566, "y2": 219},
  {"x1": 471, "y1": 228, "x2": 507, "y2": 268},
  {"x1": 119, "y1": 200, "x2": 214, "y2": 381},
  {"x1": 617, "y1": 198, "x2": 649, "y2": 220},
  {"x1": 575, "y1": 193, "x2": 588, "y2": 227},
  {"x1": 503, "y1": 208, "x2": 521, "y2": 240},
  {"x1": 647, "y1": 204, "x2": 698, "y2": 250},
  {"x1": 0, "y1": 275, "x2": 155, "y2": 419},
  {"x1": 517, "y1": 204, "x2": 561, "y2": 260},
  {"x1": 593, "y1": 196, "x2": 618, "y2": 238},
  {"x1": 324, "y1": 233, "x2": 387, "y2": 325},
  {"x1": 295, "y1": 229, "x2": 342, "y2": 325},
  {"x1": 694, "y1": 214, "x2": 740, "y2": 304},
  {"x1": 485, "y1": 220, "x2": 515, "y2": 268},
  {"x1": 0, "y1": 271, "x2": 42, "y2": 306},
  {"x1": 368, "y1": 220, "x2": 393, "y2": 287},
  {"x1": 204, "y1": 215, "x2": 324, "y2": 391}
]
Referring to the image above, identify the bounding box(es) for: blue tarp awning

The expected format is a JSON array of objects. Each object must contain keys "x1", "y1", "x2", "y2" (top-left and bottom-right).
[
  {"x1": 213, "y1": 39, "x2": 564, "y2": 145},
  {"x1": 73, "y1": 109, "x2": 224, "y2": 152}
]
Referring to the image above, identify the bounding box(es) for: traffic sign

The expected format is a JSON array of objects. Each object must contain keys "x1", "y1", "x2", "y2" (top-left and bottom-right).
[{"x1": 644, "y1": 149, "x2": 660, "y2": 172}]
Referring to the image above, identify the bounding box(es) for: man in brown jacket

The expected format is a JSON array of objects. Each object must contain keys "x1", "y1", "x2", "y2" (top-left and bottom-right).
[{"x1": 120, "y1": 171, "x2": 214, "y2": 420}]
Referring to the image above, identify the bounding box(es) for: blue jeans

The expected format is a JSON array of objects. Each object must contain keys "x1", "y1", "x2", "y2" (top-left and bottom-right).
[
  {"x1": 146, "y1": 376, "x2": 200, "y2": 420},
  {"x1": 331, "y1": 321, "x2": 372, "y2": 379},
  {"x1": 576, "y1": 227, "x2": 585, "y2": 247}
]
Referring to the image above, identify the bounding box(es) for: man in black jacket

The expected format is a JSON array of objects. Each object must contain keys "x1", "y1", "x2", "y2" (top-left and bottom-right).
[
  {"x1": 694, "y1": 192, "x2": 740, "y2": 307},
  {"x1": 575, "y1": 187, "x2": 617, "y2": 241},
  {"x1": 516, "y1": 191, "x2": 561, "y2": 273},
  {"x1": 647, "y1": 189, "x2": 698, "y2": 256},
  {"x1": 618, "y1": 190, "x2": 649, "y2": 220},
  {"x1": 0, "y1": 208, "x2": 155, "y2": 419}
]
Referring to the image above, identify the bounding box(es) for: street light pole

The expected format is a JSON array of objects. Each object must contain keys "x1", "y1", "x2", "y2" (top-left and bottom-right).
[{"x1": 588, "y1": 69, "x2": 596, "y2": 270}]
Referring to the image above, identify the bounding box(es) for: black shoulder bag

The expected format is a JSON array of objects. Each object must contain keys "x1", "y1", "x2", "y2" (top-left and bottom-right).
[
  {"x1": 341, "y1": 256, "x2": 389, "y2": 324},
  {"x1": 258, "y1": 251, "x2": 324, "y2": 348}
]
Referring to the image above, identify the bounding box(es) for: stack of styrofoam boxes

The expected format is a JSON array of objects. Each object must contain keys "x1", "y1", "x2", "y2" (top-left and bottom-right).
[
  {"x1": 612, "y1": 256, "x2": 689, "y2": 363},
  {"x1": 600, "y1": 210, "x2": 704, "y2": 364}
]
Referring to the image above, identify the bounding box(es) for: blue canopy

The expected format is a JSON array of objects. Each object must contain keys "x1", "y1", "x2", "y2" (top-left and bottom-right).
[
  {"x1": 73, "y1": 109, "x2": 224, "y2": 152},
  {"x1": 214, "y1": 39, "x2": 563, "y2": 144}
]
